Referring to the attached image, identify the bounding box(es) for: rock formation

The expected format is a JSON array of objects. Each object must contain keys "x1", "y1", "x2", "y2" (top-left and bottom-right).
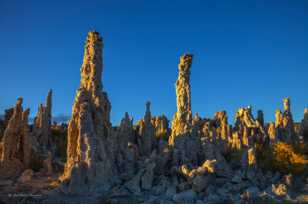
[
  {"x1": 33, "y1": 90, "x2": 52, "y2": 150},
  {"x1": 0, "y1": 108, "x2": 14, "y2": 141},
  {"x1": 168, "y1": 54, "x2": 200, "y2": 165},
  {"x1": 275, "y1": 98, "x2": 296, "y2": 143},
  {"x1": 282, "y1": 98, "x2": 296, "y2": 143},
  {"x1": 214, "y1": 111, "x2": 230, "y2": 142},
  {"x1": 275, "y1": 109, "x2": 283, "y2": 128},
  {"x1": 61, "y1": 31, "x2": 116, "y2": 193},
  {"x1": 169, "y1": 54, "x2": 193, "y2": 145},
  {"x1": 3, "y1": 108, "x2": 14, "y2": 128},
  {"x1": 267, "y1": 122, "x2": 277, "y2": 145},
  {"x1": 113, "y1": 112, "x2": 137, "y2": 179},
  {"x1": 241, "y1": 147, "x2": 257, "y2": 169},
  {"x1": 152, "y1": 115, "x2": 169, "y2": 151},
  {"x1": 300, "y1": 108, "x2": 308, "y2": 143},
  {"x1": 137, "y1": 101, "x2": 155, "y2": 156},
  {"x1": 232, "y1": 107, "x2": 264, "y2": 149},
  {"x1": 257, "y1": 110, "x2": 264, "y2": 127},
  {"x1": 0, "y1": 98, "x2": 36, "y2": 178}
]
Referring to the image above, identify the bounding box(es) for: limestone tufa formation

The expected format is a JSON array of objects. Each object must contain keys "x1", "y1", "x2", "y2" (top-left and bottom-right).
[
  {"x1": 169, "y1": 54, "x2": 193, "y2": 145},
  {"x1": 301, "y1": 108, "x2": 308, "y2": 143},
  {"x1": 62, "y1": 31, "x2": 116, "y2": 193},
  {"x1": 0, "y1": 98, "x2": 35, "y2": 178},
  {"x1": 138, "y1": 101, "x2": 155, "y2": 156},
  {"x1": 33, "y1": 89, "x2": 52, "y2": 150}
]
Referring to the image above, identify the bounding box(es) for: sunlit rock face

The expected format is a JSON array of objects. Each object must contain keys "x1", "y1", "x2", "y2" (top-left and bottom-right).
[
  {"x1": 267, "y1": 122, "x2": 277, "y2": 145},
  {"x1": 230, "y1": 106, "x2": 264, "y2": 150},
  {"x1": 275, "y1": 109, "x2": 283, "y2": 128},
  {"x1": 214, "y1": 111, "x2": 230, "y2": 142},
  {"x1": 241, "y1": 147, "x2": 257, "y2": 169},
  {"x1": 152, "y1": 115, "x2": 170, "y2": 151},
  {"x1": 62, "y1": 31, "x2": 116, "y2": 193},
  {"x1": 168, "y1": 54, "x2": 200, "y2": 165},
  {"x1": 0, "y1": 98, "x2": 36, "y2": 178},
  {"x1": 169, "y1": 54, "x2": 193, "y2": 145},
  {"x1": 32, "y1": 89, "x2": 52, "y2": 150}
]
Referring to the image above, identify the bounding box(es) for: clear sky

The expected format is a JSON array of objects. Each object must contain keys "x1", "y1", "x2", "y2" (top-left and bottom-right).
[{"x1": 1, "y1": 0, "x2": 308, "y2": 125}]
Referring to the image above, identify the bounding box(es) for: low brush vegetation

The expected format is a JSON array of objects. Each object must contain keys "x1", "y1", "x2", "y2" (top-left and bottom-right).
[
  {"x1": 50, "y1": 125, "x2": 67, "y2": 162},
  {"x1": 257, "y1": 142, "x2": 308, "y2": 175}
]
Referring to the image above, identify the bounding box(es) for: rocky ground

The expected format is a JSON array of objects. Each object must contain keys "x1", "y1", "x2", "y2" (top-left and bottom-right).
[{"x1": 0, "y1": 172, "x2": 307, "y2": 203}]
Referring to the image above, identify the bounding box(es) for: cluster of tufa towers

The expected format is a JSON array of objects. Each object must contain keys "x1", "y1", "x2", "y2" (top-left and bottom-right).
[{"x1": 0, "y1": 31, "x2": 307, "y2": 197}]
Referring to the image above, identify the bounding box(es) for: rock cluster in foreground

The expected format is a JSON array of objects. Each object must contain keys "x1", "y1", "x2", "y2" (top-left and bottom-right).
[{"x1": 0, "y1": 31, "x2": 307, "y2": 204}]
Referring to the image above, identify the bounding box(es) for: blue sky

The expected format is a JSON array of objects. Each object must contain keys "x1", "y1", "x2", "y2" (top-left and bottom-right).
[{"x1": 0, "y1": 0, "x2": 308, "y2": 125}]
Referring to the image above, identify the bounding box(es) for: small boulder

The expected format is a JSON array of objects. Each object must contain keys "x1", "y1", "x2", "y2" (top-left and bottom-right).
[
  {"x1": 192, "y1": 175, "x2": 214, "y2": 192},
  {"x1": 201, "y1": 159, "x2": 216, "y2": 173},
  {"x1": 272, "y1": 183, "x2": 287, "y2": 197}
]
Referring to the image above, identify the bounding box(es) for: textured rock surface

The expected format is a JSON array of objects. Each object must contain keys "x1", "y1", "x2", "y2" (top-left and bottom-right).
[
  {"x1": 231, "y1": 106, "x2": 265, "y2": 150},
  {"x1": 282, "y1": 98, "x2": 296, "y2": 143},
  {"x1": 169, "y1": 54, "x2": 193, "y2": 145},
  {"x1": 114, "y1": 112, "x2": 137, "y2": 179},
  {"x1": 268, "y1": 122, "x2": 277, "y2": 145},
  {"x1": 33, "y1": 90, "x2": 52, "y2": 150},
  {"x1": 62, "y1": 31, "x2": 116, "y2": 193},
  {"x1": 138, "y1": 102, "x2": 155, "y2": 156},
  {"x1": 168, "y1": 54, "x2": 200, "y2": 166},
  {"x1": 301, "y1": 108, "x2": 308, "y2": 143},
  {"x1": 0, "y1": 98, "x2": 36, "y2": 178}
]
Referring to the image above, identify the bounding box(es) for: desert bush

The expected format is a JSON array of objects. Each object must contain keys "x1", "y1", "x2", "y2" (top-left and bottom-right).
[
  {"x1": 50, "y1": 125, "x2": 67, "y2": 162},
  {"x1": 257, "y1": 142, "x2": 308, "y2": 175}
]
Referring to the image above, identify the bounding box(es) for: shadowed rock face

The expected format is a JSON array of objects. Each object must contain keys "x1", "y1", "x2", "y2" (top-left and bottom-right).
[
  {"x1": 275, "y1": 98, "x2": 297, "y2": 143},
  {"x1": 282, "y1": 98, "x2": 296, "y2": 142},
  {"x1": 301, "y1": 108, "x2": 308, "y2": 143},
  {"x1": 62, "y1": 31, "x2": 116, "y2": 193},
  {"x1": 33, "y1": 90, "x2": 52, "y2": 150},
  {"x1": 137, "y1": 102, "x2": 155, "y2": 156}
]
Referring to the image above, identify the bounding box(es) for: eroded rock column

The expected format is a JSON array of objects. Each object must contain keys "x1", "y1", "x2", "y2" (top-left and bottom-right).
[
  {"x1": 138, "y1": 101, "x2": 155, "y2": 156},
  {"x1": 168, "y1": 54, "x2": 200, "y2": 165},
  {"x1": 33, "y1": 89, "x2": 52, "y2": 150},
  {"x1": 0, "y1": 98, "x2": 34, "y2": 178},
  {"x1": 62, "y1": 31, "x2": 115, "y2": 193},
  {"x1": 301, "y1": 108, "x2": 308, "y2": 143},
  {"x1": 282, "y1": 98, "x2": 296, "y2": 143},
  {"x1": 169, "y1": 54, "x2": 193, "y2": 145}
]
